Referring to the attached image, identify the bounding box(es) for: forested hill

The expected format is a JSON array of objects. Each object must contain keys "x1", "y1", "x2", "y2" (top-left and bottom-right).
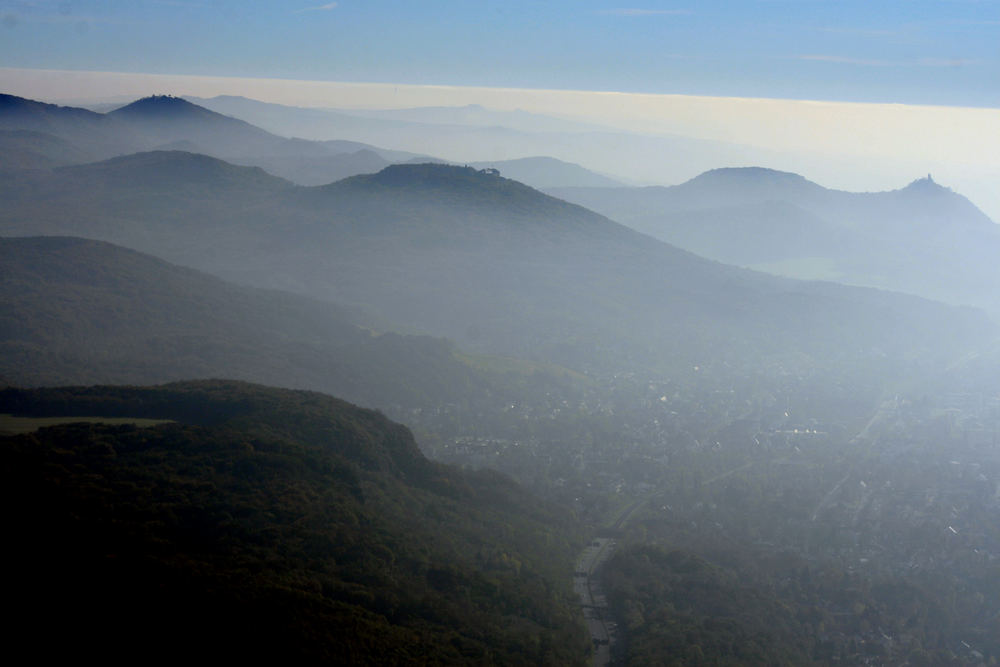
[
  {"x1": 309, "y1": 162, "x2": 624, "y2": 239},
  {"x1": 2, "y1": 156, "x2": 992, "y2": 383},
  {"x1": 549, "y1": 168, "x2": 1000, "y2": 314},
  {"x1": 0, "y1": 235, "x2": 517, "y2": 411},
  {"x1": 55, "y1": 148, "x2": 292, "y2": 191},
  {"x1": 0, "y1": 92, "x2": 138, "y2": 159},
  {"x1": 0, "y1": 381, "x2": 589, "y2": 664}
]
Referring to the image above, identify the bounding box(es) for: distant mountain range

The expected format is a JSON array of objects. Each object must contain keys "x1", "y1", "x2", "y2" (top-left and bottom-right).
[
  {"x1": 180, "y1": 93, "x2": 771, "y2": 188},
  {"x1": 1, "y1": 93, "x2": 623, "y2": 189},
  {"x1": 332, "y1": 102, "x2": 609, "y2": 133},
  {"x1": 550, "y1": 167, "x2": 1000, "y2": 315},
  {"x1": 467, "y1": 156, "x2": 621, "y2": 188},
  {"x1": 185, "y1": 95, "x2": 608, "y2": 136},
  {"x1": 0, "y1": 93, "x2": 408, "y2": 185},
  {"x1": 1, "y1": 147, "x2": 990, "y2": 382},
  {"x1": 0, "y1": 93, "x2": 139, "y2": 160}
]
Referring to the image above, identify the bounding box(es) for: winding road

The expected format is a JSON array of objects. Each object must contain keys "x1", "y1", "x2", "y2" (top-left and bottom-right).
[{"x1": 573, "y1": 498, "x2": 647, "y2": 666}]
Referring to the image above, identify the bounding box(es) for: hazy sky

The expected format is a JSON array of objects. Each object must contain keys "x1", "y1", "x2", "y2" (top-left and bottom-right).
[{"x1": 1, "y1": 1, "x2": 998, "y2": 107}]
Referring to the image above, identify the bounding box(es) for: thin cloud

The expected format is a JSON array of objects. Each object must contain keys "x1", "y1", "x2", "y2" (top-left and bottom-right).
[
  {"x1": 296, "y1": 2, "x2": 338, "y2": 12},
  {"x1": 598, "y1": 8, "x2": 692, "y2": 16}
]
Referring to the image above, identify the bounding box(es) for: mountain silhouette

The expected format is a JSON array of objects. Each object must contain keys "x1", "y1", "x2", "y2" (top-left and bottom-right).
[{"x1": 550, "y1": 167, "x2": 1000, "y2": 311}]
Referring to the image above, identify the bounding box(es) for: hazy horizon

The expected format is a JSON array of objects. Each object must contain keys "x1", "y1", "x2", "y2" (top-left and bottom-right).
[
  {"x1": 3, "y1": 65, "x2": 1000, "y2": 222},
  {"x1": 3, "y1": 1, "x2": 996, "y2": 217}
]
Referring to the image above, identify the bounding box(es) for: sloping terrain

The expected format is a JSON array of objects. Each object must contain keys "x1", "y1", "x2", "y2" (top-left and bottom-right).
[
  {"x1": 550, "y1": 168, "x2": 1000, "y2": 313},
  {"x1": 0, "y1": 129, "x2": 91, "y2": 170},
  {"x1": 466, "y1": 157, "x2": 623, "y2": 189},
  {"x1": 0, "y1": 381, "x2": 588, "y2": 664},
  {"x1": 0, "y1": 93, "x2": 140, "y2": 160},
  {"x1": 0, "y1": 236, "x2": 506, "y2": 411},
  {"x1": 1, "y1": 154, "x2": 991, "y2": 381},
  {"x1": 0, "y1": 93, "x2": 415, "y2": 184},
  {"x1": 0, "y1": 152, "x2": 988, "y2": 378}
]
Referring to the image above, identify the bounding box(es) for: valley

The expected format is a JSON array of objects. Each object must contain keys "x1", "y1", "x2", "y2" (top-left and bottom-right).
[{"x1": 3, "y1": 88, "x2": 1000, "y2": 664}]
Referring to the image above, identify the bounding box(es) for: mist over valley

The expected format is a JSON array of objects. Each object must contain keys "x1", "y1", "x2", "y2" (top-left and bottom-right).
[{"x1": 3, "y1": 9, "x2": 1000, "y2": 661}]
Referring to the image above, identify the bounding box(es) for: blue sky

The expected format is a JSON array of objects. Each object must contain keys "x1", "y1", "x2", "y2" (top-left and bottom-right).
[{"x1": 1, "y1": 0, "x2": 998, "y2": 107}]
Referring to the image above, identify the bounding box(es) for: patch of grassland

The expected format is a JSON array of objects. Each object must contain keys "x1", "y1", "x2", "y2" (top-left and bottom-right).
[{"x1": 0, "y1": 414, "x2": 172, "y2": 435}]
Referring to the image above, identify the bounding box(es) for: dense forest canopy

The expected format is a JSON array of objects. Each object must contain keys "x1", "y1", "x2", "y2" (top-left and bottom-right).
[{"x1": 0, "y1": 381, "x2": 589, "y2": 665}]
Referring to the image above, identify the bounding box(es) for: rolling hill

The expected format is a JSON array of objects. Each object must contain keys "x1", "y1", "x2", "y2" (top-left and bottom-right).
[
  {"x1": 467, "y1": 156, "x2": 622, "y2": 189},
  {"x1": 0, "y1": 92, "x2": 139, "y2": 161},
  {"x1": 1, "y1": 154, "x2": 991, "y2": 383},
  {"x1": 2, "y1": 93, "x2": 628, "y2": 189},
  {"x1": 0, "y1": 235, "x2": 514, "y2": 411},
  {"x1": 0, "y1": 380, "x2": 588, "y2": 664},
  {"x1": 550, "y1": 168, "x2": 1000, "y2": 313},
  {"x1": 0, "y1": 129, "x2": 91, "y2": 171},
  {"x1": 0, "y1": 93, "x2": 422, "y2": 185}
]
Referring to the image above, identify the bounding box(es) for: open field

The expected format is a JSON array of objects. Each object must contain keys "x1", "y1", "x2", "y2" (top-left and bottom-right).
[{"x1": 0, "y1": 414, "x2": 172, "y2": 435}]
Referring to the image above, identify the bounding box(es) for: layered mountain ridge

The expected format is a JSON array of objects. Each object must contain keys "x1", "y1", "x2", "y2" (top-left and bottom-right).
[
  {"x1": 0, "y1": 93, "x2": 621, "y2": 189},
  {"x1": 1, "y1": 148, "x2": 991, "y2": 384},
  {"x1": 550, "y1": 167, "x2": 1000, "y2": 311},
  {"x1": 5, "y1": 89, "x2": 1000, "y2": 666},
  {"x1": 0, "y1": 235, "x2": 516, "y2": 412}
]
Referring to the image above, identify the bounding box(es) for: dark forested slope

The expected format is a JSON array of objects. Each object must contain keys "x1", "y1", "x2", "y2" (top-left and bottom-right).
[{"x1": 0, "y1": 381, "x2": 589, "y2": 665}]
